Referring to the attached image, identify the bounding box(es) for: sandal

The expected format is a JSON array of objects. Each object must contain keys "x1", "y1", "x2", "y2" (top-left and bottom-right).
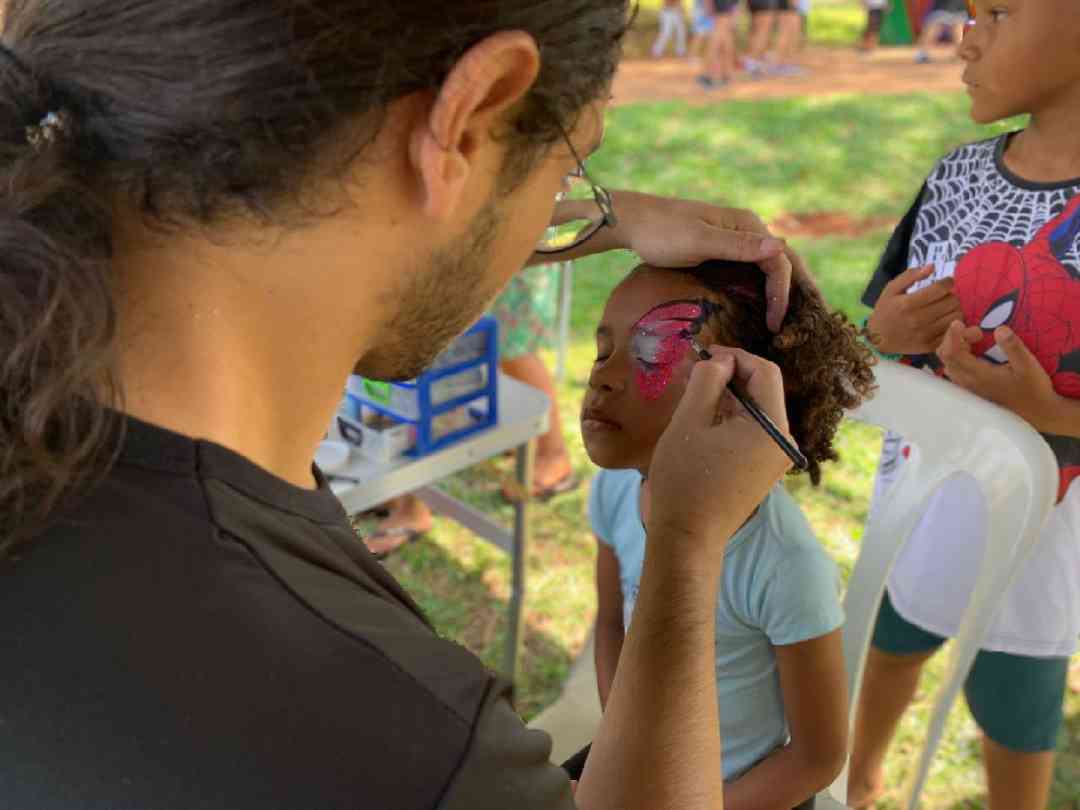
[
  {"x1": 357, "y1": 506, "x2": 390, "y2": 520},
  {"x1": 501, "y1": 472, "x2": 581, "y2": 504},
  {"x1": 364, "y1": 526, "x2": 426, "y2": 560}
]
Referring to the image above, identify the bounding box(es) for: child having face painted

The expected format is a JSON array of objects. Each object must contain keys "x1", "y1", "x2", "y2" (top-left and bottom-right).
[{"x1": 583, "y1": 260, "x2": 876, "y2": 810}]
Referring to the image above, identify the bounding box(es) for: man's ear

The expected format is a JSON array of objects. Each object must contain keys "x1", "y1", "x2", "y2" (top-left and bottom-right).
[{"x1": 408, "y1": 31, "x2": 541, "y2": 221}]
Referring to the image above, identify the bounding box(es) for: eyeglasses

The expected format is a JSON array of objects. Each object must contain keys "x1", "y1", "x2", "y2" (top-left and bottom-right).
[{"x1": 534, "y1": 126, "x2": 617, "y2": 255}]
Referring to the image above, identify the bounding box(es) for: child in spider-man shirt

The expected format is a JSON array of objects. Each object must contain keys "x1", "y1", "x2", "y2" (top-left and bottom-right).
[{"x1": 847, "y1": 2, "x2": 1080, "y2": 808}]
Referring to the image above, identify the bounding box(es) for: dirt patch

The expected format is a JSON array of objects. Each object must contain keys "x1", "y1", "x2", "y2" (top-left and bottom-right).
[
  {"x1": 611, "y1": 46, "x2": 965, "y2": 106},
  {"x1": 770, "y1": 211, "x2": 896, "y2": 238}
]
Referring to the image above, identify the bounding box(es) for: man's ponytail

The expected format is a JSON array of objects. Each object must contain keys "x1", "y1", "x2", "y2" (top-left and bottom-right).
[{"x1": 0, "y1": 45, "x2": 119, "y2": 556}]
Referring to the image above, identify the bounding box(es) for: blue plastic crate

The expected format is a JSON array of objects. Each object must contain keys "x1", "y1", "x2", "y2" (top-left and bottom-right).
[{"x1": 346, "y1": 317, "x2": 499, "y2": 459}]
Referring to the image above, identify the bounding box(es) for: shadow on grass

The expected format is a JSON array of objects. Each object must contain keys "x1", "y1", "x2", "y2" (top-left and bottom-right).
[
  {"x1": 353, "y1": 459, "x2": 596, "y2": 721},
  {"x1": 385, "y1": 531, "x2": 577, "y2": 720}
]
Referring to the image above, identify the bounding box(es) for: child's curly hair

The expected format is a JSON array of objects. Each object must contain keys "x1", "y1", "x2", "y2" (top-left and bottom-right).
[{"x1": 657, "y1": 259, "x2": 877, "y2": 485}]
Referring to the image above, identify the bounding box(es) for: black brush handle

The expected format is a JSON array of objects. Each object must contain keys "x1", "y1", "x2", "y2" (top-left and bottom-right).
[{"x1": 726, "y1": 383, "x2": 809, "y2": 471}]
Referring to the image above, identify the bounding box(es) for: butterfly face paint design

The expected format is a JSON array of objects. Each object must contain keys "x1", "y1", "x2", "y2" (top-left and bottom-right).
[{"x1": 629, "y1": 299, "x2": 714, "y2": 400}]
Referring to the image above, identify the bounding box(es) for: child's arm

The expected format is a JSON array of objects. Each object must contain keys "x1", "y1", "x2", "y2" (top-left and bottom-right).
[
  {"x1": 864, "y1": 264, "x2": 964, "y2": 356},
  {"x1": 722, "y1": 630, "x2": 848, "y2": 810},
  {"x1": 594, "y1": 539, "x2": 626, "y2": 711},
  {"x1": 939, "y1": 322, "x2": 1080, "y2": 438}
]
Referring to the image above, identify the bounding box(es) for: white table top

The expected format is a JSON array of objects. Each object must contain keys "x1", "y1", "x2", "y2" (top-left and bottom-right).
[{"x1": 329, "y1": 374, "x2": 551, "y2": 515}]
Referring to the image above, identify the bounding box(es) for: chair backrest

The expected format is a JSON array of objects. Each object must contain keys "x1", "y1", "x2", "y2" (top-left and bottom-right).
[{"x1": 824, "y1": 361, "x2": 1058, "y2": 808}]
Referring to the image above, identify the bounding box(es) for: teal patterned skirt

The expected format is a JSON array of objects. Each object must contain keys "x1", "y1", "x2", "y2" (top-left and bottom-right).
[{"x1": 488, "y1": 263, "x2": 561, "y2": 361}]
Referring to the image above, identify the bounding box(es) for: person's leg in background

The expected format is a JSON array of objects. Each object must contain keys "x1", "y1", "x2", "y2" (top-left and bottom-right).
[
  {"x1": 492, "y1": 264, "x2": 577, "y2": 500},
  {"x1": 745, "y1": 2, "x2": 777, "y2": 76},
  {"x1": 699, "y1": 4, "x2": 736, "y2": 88},
  {"x1": 965, "y1": 650, "x2": 1067, "y2": 810},
  {"x1": 500, "y1": 352, "x2": 574, "y2": 493},
  {"x1": 674, "y1": 7, "x2": 689, "y2": 57},
  {"x1": 652, "y1": 7, "x2": 676, "y2": 58},
  {"x1": 847, "y1": 590, "x2": 944, "y2": 808},
  {"x1": 982, "y1": 739, "x2": 1056, "y2": 810},
  {"x1": 716, "y1": 10, "x2": 738, "y2": 81},
  {"x1": 847, "y1": 648, "x2": 938, "y2": 807},
  {"x1": 914, "y1": 19, "x2": 946, "y2": 62},
  {"x1": 770, "y1": 5, "x2": 805, "y2": 73},
  {"x1": 690, "y1": 2, "x2": 717, "y2": 65},
  {"x1": 796, "y1": 0, "x2": 811, "y2": 49},
  {"x1": 365, "y1": 493, "x2": 433, "y2": 557},
  {"x1": 859, "y1": 6, "x2": 884, "y2": 52}
]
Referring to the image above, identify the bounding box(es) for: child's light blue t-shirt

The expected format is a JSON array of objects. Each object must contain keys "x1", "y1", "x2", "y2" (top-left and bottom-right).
[{"x1": 589, "y1": 468, "x2": 844, "y2": 781}]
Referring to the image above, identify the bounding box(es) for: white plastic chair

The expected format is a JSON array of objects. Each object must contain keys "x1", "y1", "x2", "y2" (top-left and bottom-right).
[
  {"x1": 819, "y1": 360, "x2": 1058, "y2": 808},
  {"x1": 531, "y1": 361, "x2": 1057, "y2": 809}
]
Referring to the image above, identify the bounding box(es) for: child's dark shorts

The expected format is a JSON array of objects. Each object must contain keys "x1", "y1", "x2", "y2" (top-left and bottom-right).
[
  {"x1": 866, "y1": 7, "x2": 885, "y2": 33},
  {"x1": 872, "y1": 590, "x2": 1068, "y2": 753},
  {"x1": 748, "y1": 0, "x2": 793, "y2": 12}
]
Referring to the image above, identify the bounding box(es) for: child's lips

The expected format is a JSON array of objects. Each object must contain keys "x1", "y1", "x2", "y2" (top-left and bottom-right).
[{"x1": 581, "y1": 408, "x2": 622, "y2": 432}]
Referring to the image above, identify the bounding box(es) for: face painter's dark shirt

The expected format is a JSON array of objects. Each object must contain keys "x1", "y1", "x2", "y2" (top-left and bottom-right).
[{"x1": 0, "y1": 416, "x2": 573, "y2": 810}]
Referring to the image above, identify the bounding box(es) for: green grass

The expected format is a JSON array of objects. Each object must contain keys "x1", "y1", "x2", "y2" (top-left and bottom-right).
[{"x1": 360, "y1": 93, "x2": 1077, "y2": 808}]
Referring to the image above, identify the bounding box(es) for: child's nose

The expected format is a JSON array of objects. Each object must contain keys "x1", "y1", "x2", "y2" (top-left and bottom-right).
[{"x1": 588, "y1": 356, "x2": 626, "y2": 393}]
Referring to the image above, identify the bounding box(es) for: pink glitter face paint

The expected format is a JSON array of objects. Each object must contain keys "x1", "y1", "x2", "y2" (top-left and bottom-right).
[{"x1": 629, "y1": 300, "x2": 708, "y2": 400}]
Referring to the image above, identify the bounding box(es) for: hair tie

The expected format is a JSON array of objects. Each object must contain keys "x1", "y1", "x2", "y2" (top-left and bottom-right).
[
  {"x1": 26, "y1": 109, "x2": 70, "y2": 150},
  {"x1": 0, "y1": 43, "x2": 70, "y2": 150}
]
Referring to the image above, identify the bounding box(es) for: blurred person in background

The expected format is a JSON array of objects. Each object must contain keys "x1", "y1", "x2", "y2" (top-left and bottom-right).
[{"x1": 653, "y1": 0, "x2": 689, "y2": 58}]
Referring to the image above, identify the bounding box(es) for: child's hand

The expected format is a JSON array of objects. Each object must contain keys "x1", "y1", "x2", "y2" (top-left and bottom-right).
[
  {"x1": 938, "y1": 320, "x2": 1062, "y2": 431},
  {"x1": 647, "y1": 346, "x2": 793, "y2": 564},
  {"x1": 866, "y1": 265, "x2": 962, "y2": 355}
]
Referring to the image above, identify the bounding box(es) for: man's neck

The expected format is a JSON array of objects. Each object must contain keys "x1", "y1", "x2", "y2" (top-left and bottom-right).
[{"x1": 109, "y1": 220, "x2": 391, "y2": 489}]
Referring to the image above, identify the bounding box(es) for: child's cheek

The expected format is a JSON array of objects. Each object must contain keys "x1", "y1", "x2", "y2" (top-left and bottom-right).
[
  {"x1": 634, "y1": 352, "x2": 696, "y2": 402},
  {"x1": 633, "y1": 331, "x2": 696, "y2": 401},
  {"x1": 635, "y1": 365, "x2": 675, "y2": 401}
]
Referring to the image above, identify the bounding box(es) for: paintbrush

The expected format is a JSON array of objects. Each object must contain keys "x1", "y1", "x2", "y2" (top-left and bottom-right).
[{"x1": 683, "y1": 334, "x2": 809, "y2": 471}]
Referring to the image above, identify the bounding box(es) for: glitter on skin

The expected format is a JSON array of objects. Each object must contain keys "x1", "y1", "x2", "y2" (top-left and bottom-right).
[{"x1": 630, "y1": 301, "x2": 706, "y2": 400}]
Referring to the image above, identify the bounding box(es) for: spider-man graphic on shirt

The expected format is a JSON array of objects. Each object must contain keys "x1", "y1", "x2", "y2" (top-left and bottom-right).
[{"x1": 913, "y1": 191, "x2": 1080, "y2": 501}]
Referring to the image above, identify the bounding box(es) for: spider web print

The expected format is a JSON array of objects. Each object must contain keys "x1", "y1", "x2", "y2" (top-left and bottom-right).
[
  {"x1": 894, "y1": 136, "x2": 1080, "y2": 503},
  {"x1": 908, "y1": 138, "x2": 1080, "y2": 289}
]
